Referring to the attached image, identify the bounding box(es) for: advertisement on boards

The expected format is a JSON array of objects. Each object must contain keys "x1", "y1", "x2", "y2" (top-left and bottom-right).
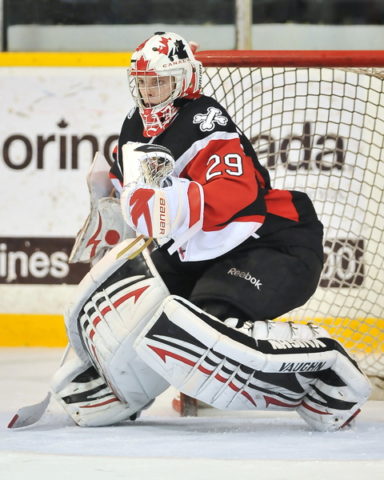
[
  {"x1": 0, "y1": 65, "x2": 382, "y2": 322},
  {"x1": 0, "y1": 66, "x2": 130, "y2": 313}
]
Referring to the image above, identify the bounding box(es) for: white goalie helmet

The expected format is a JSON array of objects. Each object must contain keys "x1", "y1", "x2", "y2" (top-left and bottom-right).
[{"x1": 128, "y1": 32, "x2": 203, "y2": 137}]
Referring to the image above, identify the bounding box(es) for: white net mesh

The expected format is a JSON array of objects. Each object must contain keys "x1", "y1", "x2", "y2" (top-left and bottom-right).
[
  {"x1": 139, "y1": 152, "x2": 175, "y2": 187},
  {"x1": 201, "y1": 60, "x2": 384, "y2": 385}
]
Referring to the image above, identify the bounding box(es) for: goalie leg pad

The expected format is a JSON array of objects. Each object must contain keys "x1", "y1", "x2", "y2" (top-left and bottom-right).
[
  {"x1": 135, "y1": 296, "x2": 371, "y2": 431},
  {"x1": 296, "y1": 350, "x2": 371, "y2": 431},
  {"x1": 64, "y1": 239, "x2": 171, "y2": 423},
  {"x1": 51, "y1": 351, "x2": 148, "y2": 427}
]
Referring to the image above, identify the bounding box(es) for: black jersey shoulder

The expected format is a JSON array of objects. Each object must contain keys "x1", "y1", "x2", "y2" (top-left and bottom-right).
[
  {"x1": 118, "y1": 108, "x2": 147, "y2": 146},
  {"x1": 156, "y1": 95, "x2": 239, "y2": 160},
  {"x1": 175, "y1": 95, "x2": 237, "y2": 130},
  {"x1": 112, "y1": 96, "x2": 269, "y2": 187},
  {"x1": 112, "y1": 108, "x2": 149, "y2": 179}
]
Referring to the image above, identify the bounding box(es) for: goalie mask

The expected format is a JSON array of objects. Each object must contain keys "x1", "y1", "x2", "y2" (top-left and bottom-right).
[{"x1": 128, "y1": 32, "x2": 203, "y2": 137}]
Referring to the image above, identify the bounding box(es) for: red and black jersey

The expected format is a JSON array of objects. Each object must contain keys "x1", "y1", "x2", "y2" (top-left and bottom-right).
[{"x1": 110, "y1": 95, "x2": 323, "y2": 262}]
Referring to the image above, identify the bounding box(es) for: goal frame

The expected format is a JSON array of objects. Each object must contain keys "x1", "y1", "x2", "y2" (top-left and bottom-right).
[
  {"x1": 193, "y1": 49, "x2": 384, "y2": 385},
  {"x1": 174, "y1": 50, "x2": 384, "y2": 414},
  {"x1": 195, "y1": 50, "x2": 384, "y2": 68}
]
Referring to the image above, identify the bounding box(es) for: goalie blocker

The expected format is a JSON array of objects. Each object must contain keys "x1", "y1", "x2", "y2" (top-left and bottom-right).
[{"x1": 135, "y1": 296, "x2": 372, "y2": 431}]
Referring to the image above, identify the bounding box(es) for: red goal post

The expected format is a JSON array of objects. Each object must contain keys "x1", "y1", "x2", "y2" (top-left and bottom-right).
[{"x1": 195, "y1": 50, "x2": 384, "y2": 395}]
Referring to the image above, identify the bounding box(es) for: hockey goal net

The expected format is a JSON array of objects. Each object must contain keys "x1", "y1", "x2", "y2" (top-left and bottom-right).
[{"x1": 195, "y1": 50, "x2": 384, "y2": 396}]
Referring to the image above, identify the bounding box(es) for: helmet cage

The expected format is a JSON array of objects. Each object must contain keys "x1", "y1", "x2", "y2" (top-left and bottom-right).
[
  {"x1": 128, "y1": 67, "x2": 186, "y2": 114},
  {"x1": 128, "y1": 57, "x2": 202, "y2": 136}
]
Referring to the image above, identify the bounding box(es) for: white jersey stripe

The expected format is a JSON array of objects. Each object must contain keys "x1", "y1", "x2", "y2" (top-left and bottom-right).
[
  {"x1": 171, "y1": 220, "x2": 263, "y2": 261},
  {"x1": 173, "y1": 131, "x2": 240, "y2": 177}
]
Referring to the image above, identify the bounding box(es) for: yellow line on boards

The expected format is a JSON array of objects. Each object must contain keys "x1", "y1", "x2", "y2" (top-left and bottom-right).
[
  {"x1": 281, "y1": 316, "x2": 384, "y2": 354},
  {"x1": 0, "y1": 313, "x2": 383, "y2": 351},
  {"x1": 0, "y1": 52, "x2": 132, "y2": 67},
  {"x1": 0, "y1": 314, "x2": 67, "y2": 347}
]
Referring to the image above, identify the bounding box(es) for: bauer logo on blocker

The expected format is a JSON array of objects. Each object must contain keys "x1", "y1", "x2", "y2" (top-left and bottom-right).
[{"x1": 227, "y1": 267, "x2": 262, "y2": 290}]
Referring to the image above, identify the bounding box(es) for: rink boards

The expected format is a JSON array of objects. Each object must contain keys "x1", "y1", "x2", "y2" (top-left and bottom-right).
[{"x1": 0, "y1": 53, "x2": 383, "y2": 352}]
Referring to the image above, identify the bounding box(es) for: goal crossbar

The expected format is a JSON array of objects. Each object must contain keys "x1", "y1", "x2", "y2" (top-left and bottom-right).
[{"x1": 196, "y1": 50, "x2": 384, "y2": 67}]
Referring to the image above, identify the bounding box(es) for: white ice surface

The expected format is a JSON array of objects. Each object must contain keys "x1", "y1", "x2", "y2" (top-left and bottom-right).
[{"x1": 0, "y1": 348, "x2": 383, "y2": 479}]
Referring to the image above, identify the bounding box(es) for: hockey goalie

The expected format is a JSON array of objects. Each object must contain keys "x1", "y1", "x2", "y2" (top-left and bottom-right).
[{"x1": 35, "y1": 32, "x2": 372, "y2": 431}]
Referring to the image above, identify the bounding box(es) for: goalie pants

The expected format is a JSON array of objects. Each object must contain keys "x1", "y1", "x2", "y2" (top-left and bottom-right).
[{"x1": 150, "y1": 238, "x2": 323, "y2": 323}]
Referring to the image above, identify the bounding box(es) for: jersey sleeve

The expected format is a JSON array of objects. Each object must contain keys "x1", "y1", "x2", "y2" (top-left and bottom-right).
[
  {"x1": 181, "y1": 134, "x2": 266, "y2": 231},
  {"x1": 111, "y1": 99, "x2": 268, "y2": 262},
  {"x1": 171, "y1": 121, "x2": 267, "y2": 261}
]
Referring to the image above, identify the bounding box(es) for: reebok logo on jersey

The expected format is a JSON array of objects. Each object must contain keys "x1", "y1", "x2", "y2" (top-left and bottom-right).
[
  {"x1": 227, "y1": 267, "x2": 262, "y2": 290},
  {"x1": 193, "y1": 107, "x2": 228, "y2": 132}
]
